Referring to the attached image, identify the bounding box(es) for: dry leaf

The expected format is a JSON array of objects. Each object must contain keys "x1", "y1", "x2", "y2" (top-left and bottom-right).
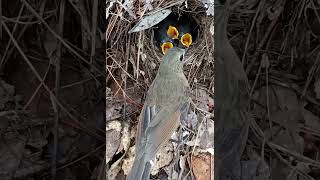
[
  {"x1": 191, "y1": 153, "x2": 212, "y2": 180},
  {"x1": 108, "y1": 122, "x2": 131, "y2": 179},
  {"x1": 105, "y1": 121, "x2": 122, "y2": 164},
  {"x1": 186, "y1": 111, "x2": 198, "y2": 129},
  {"x1": 254, "y1": 86, "x2": 304, "y2": 131},
  {"x1": 200, "y1": 0, "x2": 214, "y2": 16},
  {"x1": 198, "y1": 119, "x2": 214, "y2": 153},
  {"x1": 123, "y1": 141, "x2": 175, "y2": 176},
  {"x1": 151, "y1": 142, "x2": 174, "y2": 175},
  {"x1": 128, "y1": 9, "x2": 172, "y2": 33},
  {"x1": 185, "y1": 118, "x2": 214, "y2": 155},
  {"x1": 193, "y1": 88, "x2": 213, "y2": 112},
  {"x1": 121, "y1": 146, "x2": 135, "y2": 176}
]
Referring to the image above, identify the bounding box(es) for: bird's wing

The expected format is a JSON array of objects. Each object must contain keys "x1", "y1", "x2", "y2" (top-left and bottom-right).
[
  {"x1": 136, "y1": 103, "x2": 179, "y2": 136},
  {"x1": 135, "y1": 105, "x2": 174, "y2": 149},
  {"x1": 148, "y1": 101, "x2": 187, "y2": 128},
  {"x1": 179, "y1": 101, "x2": 190, "y2": 124},
  {"x1": 144, "y1": 105, "x2": 181, "y2": 157},
  {"x1": 135, "y1": 102, "x2": 184, "y2": 155}
]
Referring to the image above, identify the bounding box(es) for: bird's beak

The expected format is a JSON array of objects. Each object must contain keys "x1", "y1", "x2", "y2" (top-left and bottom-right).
[
  {"x1": 180, "y1": 33, "x2": 192, "y2": 47},
  {"x1": 161, "y1": 42, "x2": 174, "y2": 55},
  {"x1": 167, "y1": 26, "x2": 179, "y2": 39}
]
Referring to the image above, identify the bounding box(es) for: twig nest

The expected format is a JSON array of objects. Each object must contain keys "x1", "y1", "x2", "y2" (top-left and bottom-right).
[{"x1": 107, "y1": 0, "x2": 214, "y2": 89}]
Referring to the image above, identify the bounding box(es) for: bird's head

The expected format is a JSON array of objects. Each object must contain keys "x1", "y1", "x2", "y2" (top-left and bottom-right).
[
  {"x1": 160, "y1": 47, "x2": 186, "y2": 73},
  {"x1": 180, "y1": 33, "x2": 192, "y2": 48},
  {"x1": 167, "y1": 25, "x2": 179, "y2": 39},
  {"x1": 161, "y1": 41, "x2": 174, "y2": 55}
]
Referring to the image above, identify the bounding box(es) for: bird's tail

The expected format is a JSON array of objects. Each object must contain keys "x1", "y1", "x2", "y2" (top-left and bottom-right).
[{"x1": 126, "y1": 155, "x2": 152, "y2": 180}]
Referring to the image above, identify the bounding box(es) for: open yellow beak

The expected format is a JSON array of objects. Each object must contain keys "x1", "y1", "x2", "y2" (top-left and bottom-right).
[
  {"x1": 180, "y1": 33, "x2": 192, "y2": 47},
  {"x1": 161, "y1": 42, "x2": 174, "y2": 55},
  {"x1": 167, "y1": 26, "x2": 179, "y2": 39}
]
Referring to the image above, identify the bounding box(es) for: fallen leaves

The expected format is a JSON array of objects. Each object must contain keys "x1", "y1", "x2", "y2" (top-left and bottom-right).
[
  {"x1": 254, "y1": 86, "x2": 304, "y2": 132},
  {"x1": 252, "y1": 81, "x2": 320, "y2": 179},
  {"x1": 105, "y1": 121, "x2": 122, "y2": 165},
  {"x1": 193, "y1": 88, "x2": 214, "y2": 113},
  {"x1": 121, "y1": 138, "x2": 176, "y2": 177},
  {"x1": 185, "y1": 118, "x2": 214, "y2": 155},
  {"x1": 191, "y1": 153, "x2": 212, "y2": 180},
  {"x1": 151, "y1": 143, "x2": 175, "y2": 175}
]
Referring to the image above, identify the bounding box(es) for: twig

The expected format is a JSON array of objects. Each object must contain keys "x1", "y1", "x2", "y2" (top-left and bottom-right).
[
  {"x1": 0, "y1": 4, "x2": 25, "y2": 72},
  {"x1": 20, "y1": 0, "x2": 105, "y2": 77},
  {"x1": 301, "y1": 52, "x2": 320, "y2": 98},
  {"x1": 90, "y1": 0, "x2": 98, "y2": 65},
  {"x1": 0, "y1": 0, "x2": 2, "y2": 38},
  {"x1": 57, "y1": 144, "x2": 105, "y2": 171},
  {"x1": 241, "y1": 0, "x2": 263, "y2": 65},
  {"x1": 2, "y1": 20, "x2": 104, "y2": 141},
  {"x1": 51, "y1": 0, "x2": 65, "y2": 179}
]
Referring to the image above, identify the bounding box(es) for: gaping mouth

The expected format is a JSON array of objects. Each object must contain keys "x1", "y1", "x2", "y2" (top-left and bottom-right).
[
  {"x1": 167, "y1": 26, "x2": 179, "y2": 39},
  {"x1": 180, "y1": 33, "x2": 192, "y2": 47},
  {"x1": 161, "y1": 42, "x2": 174, "y2": 55}
]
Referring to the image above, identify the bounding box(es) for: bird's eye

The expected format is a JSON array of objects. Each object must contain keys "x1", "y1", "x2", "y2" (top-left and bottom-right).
[{"x1": 179, "y1": 55, "x2": 184, "y2": 61}]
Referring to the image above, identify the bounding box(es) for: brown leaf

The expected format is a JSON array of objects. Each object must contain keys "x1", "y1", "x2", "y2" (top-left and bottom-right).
[
  {"x1": 254, "y1": 86, "x2": 304, "y2": 131},
  {"x1": 191, "y1": 153, "x2": 212, "y2": 180}
]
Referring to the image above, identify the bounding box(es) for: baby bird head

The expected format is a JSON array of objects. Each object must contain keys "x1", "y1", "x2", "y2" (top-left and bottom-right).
[{"x1": 160, "y1": 47, "x2": 186, "y2": 73}]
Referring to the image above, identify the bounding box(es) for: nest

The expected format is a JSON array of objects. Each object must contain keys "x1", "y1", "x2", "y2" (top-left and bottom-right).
[{"x1": 106, "y1": 0, "x2": 214, "y2": 92}]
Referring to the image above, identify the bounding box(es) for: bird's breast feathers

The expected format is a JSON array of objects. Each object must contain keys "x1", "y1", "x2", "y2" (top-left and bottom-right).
[{"x1": 146, "y1": 74, "x2": 189, "y2": 106}]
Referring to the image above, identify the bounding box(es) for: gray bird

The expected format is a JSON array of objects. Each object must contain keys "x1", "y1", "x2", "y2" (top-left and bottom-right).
[{"x1": 127, "y1": 47, "x2": 190, "y2": 180}]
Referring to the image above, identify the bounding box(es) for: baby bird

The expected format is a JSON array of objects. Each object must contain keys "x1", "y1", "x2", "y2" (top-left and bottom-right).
[
  {"x1": 176, "y1": 15, "x2": 197, "y2": 48},
  {"x1": 154, "y1": 14, "x2": 180, "y2": 54}
]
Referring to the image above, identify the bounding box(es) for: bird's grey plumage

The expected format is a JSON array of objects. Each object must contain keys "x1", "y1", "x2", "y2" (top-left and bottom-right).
[
  {"x1": 127, "y1": 47, "x2": 190, "y2": 180},
  {"x1": 215, "y1": 3, "x2": 250, "y2": 180}
]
